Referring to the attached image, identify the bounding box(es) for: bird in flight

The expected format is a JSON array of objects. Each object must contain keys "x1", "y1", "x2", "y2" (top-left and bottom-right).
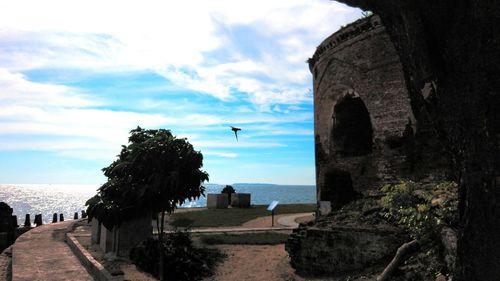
[{"x1": 230, "y1": 126, "x2": 241, "y2": 142}]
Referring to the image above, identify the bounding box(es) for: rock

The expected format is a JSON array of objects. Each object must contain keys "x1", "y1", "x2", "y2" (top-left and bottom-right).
[
  {"x1": 440, "y1": 227, "x2": 457, "y2": 272},
  {"x1": 286, "y1": 223, "x2": 407, "y2": 275}
]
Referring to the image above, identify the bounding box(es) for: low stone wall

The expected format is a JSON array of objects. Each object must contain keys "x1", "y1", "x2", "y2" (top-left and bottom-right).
[
  {"x1": 286, "y1": 224, "x2": 406, "y2": 275},
  {"x1": 230, "y1": 193, "x2": 251, "y2": 208},
  {"x1": 207, "y1": 194, "x2": 228, "y2": 209},
  {"x1": 66, "y1": 233, "x2": 123, "y2": 281}
]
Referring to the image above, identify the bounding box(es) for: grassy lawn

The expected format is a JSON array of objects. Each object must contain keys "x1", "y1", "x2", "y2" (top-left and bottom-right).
[
  {"x1": 199, "y1": 232, "x2": 289, "y2": 245},
  {"x1": 169, "y1": 204, "x2": 315, "y2": 227}
]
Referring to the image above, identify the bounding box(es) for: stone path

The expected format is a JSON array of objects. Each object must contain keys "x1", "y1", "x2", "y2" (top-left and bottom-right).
[
  {"x1": 277, "y1": 212, "x2": 313, "y2": 227},
  {"x1": 154, "y1": 212, "x2": 314, "y2": 234},
  {"x1": 12, "y1": 221, "x2": 94, "y2": 281}
]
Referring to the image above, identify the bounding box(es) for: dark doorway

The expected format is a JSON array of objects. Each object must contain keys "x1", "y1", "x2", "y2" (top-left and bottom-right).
[
  {"x1": 332, "y1": 95, "x2": 373, "y2": 156},
  {"x1": 321, "y1": 169, "x2": 359, "y2": 209}
]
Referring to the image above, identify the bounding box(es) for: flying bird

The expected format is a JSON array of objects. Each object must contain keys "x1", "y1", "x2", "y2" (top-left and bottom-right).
[{"x1": 230, "y1": 126, "x2": 241, "y2": 142}]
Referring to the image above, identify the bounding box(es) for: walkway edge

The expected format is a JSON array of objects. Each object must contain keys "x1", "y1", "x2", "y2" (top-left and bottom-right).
[{"x1": 66, "y1": 233, "x2": 123, "y2": 281}]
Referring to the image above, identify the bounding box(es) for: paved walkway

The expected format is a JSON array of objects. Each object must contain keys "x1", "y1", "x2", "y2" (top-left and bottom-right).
[
  {"x1": 154, "y1": 212, "x2": 314, "y2": 234},
  {"x1": 277, "y1": 212, "x2": 314, "y2": 227},
  {"x1": 12, "y1": 221, "x2": 94, "y2": 281}
]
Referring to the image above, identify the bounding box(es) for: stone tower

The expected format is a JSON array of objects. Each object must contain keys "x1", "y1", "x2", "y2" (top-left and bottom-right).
[{"x1": 310, "y1": 15, "x2": 447, "y2": 213}]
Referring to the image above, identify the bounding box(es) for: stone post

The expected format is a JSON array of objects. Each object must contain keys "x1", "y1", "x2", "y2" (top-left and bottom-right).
[
  {"x1": 11, "y1": 215, "x2": 18, "y2": 228},
  {"x1": 74, "y1": 212, "x2": 78, "y2": 220},
  {"x1": 52, "y1": 213, "x2": 58, "y2": 223},
  {"x1": 81, "y1": 210, "x2": 87, "y2": 219},
  {"x1": 59, "y1": 214, "x2": 64, "y2": 222},
  {"x1": 24, "y1": 214, "x2": 30, "y2": 227},
  {"x1": 34, "y1": 214, "x2": 43, "y2": 226}
]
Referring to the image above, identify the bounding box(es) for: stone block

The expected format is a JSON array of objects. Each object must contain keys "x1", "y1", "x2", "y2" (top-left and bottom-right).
[
  {"x1": 207, "y1": 193, "x2": 228, "y2": 209},
  {"x1": 286, "y1": 224, "x2": 406, "y2": 275},
  {"x1": 113, "y1": 214, "x2": 152, "y2": 257},
  {"x1": 99, "y1": 224, "x2": 113, "y2": 253},
  {"x1": 231, "y1": 193, "x2": 251, "y2": 208},
  {"x1": 318, "y1": 201, "x2": 332, "y2": 216},
  {"x1": 90, "y1": 219, "x2": 101, "y2": 244}
]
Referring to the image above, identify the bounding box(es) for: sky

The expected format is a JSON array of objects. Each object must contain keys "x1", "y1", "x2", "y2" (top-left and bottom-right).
[{"x1": 0, "y1": 0, "x2": 362, "y2": 185}]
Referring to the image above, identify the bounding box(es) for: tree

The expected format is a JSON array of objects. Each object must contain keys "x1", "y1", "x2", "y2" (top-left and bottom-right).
[
  {"x1": 221, "y1": 185, "x2": 236, "y2": 204},
  {"x1": 86, "y1": 126, "x2": 208, "y2": 280},
  {"x1": 330, "y1": 1, "x2": 500, "y2": 279}
]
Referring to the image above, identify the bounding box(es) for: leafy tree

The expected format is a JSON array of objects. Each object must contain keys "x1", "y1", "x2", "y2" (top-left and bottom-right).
[
  {"x1": 221, "y1": 185, "x2": 236, "y2": 204},
  {"x1": 86, "y1": 126, "x2": 208, "y2": 280}
]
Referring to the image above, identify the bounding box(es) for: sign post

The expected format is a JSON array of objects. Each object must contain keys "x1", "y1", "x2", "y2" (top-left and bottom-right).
[{"x1": 267, "y1": 201, "x2": 279, "y2": 227}]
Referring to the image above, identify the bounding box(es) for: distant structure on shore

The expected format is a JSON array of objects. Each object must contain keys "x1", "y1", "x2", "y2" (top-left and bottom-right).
[{"x1": 310, "y1": 15, "x2": 449, "y2": 213}]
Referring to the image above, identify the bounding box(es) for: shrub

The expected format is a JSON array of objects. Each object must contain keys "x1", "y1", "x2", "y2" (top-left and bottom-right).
[
  {"x1": 380, "y1": 180, "x2": 458, "y2": 241},
  {"x1": 130, "y1": 230, "x2": 225, "y2": 281},
  {"x1": 221, "y1": 185, "x2": 236, "y2": 203}
]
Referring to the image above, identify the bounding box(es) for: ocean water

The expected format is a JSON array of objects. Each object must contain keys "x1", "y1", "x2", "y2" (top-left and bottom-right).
[{"x1": 0, "y1": 183, "x2": 315, "y2": 224}]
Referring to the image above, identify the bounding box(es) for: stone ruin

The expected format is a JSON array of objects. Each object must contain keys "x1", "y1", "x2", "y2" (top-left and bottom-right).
[
  {"x1": 90, "y1": 215, "x2": 152, "y2": 257},
  {"x1": 0, "y1": 202, "x2": 16, "y2": 251},
  {"x1": 311, "y1": 14, "x2": 449, "y2": 214},
  {"x1": 286, "y1": 14, "x2": 452, "y2": 276}
]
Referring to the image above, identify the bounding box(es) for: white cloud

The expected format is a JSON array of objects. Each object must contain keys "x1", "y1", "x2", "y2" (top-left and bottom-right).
[
  {"x1": 0, "y1": 68, "x2": 179, "y2": 157},
  {"x1": 0, "y1": 0, "x2": 362, "y2": 106},
  {"x1": 203, "y1": 151, "x2": 238, "y2": 158}
]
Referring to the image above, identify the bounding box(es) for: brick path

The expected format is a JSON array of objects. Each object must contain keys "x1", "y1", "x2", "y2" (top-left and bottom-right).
[{"x1": 11, "y1": 221, "x2": 93, "y2": 281}]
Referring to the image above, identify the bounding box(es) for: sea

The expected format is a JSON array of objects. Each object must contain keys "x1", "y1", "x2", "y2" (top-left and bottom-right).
[{"x1": 0, "y1": 183, "x2": 315, "y2": 224}]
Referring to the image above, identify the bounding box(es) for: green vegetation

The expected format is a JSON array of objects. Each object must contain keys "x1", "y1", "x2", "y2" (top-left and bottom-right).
[
  {"x1": 86, "y1": 127, "x2": 208, "y2": 229},
  {"x1": 200, "y1": 232, "x2": 289, "y2": 245},
  {"x1": 380, "y1": 180, "x2": 458, "y2": 241},
  {"x1": 170, "y1": 204, "x2": 315, "y2": 227},
  {"x1": 85, "y1": 127, "x2": 208, "y2": 281},
  {"x1": 221, "y1": 185, "x2": 236, "y2": 203},
  {"x1": 130, "y1": 230, "x2": 225, "y2": 281}
]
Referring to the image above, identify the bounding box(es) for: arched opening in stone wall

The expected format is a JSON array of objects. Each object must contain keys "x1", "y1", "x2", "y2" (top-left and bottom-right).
[
  {"x1": 332, "y1": 95, "x2": 373, "y2": 156},
  {"x1": 321, "y1": 169, "x2": 358, "y2": 209}
]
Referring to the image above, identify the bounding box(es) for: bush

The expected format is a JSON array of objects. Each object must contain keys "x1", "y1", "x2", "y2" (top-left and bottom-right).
[
  {"x1": 130, "y1": 230, "x2": 225, "y2": 281},
  {"x1": 380, "y1": 180, "x2": 458, "y2": 241},
  {"x1": 221, "y1": 185, "x2": 236, "y2": 203}
]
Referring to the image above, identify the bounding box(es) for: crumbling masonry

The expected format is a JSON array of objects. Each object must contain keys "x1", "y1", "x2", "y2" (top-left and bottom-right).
[
  {"x1": 311, "y1": 15, "x2": 449, "y2": 214},
  {"x1": 286, "y1": 15, "x2": 451, "y2": 275}
]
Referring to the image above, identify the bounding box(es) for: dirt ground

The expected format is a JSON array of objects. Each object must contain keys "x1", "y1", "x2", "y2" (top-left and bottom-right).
[
  {"x1": 86, "y1": 214, "x2": 377, "y2": 281},
  {"x1": 120, "y1": 214, "x2": 321, "y2": 281}
]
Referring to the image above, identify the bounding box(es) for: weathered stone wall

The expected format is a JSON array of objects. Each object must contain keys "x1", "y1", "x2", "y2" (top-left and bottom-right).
[
  {"x1": 286, "y1": 224, "x2": 406, "y2": 275},
  {"x1": 311, "y1": 15, "x2": 448, "y2": 210}
]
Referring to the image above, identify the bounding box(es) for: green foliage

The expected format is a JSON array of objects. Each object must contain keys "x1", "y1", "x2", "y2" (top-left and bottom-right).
[
  {"x1": 380, "y1": 180, "x2": 458, "y2": 241},
  {"x1": 86, "y1": 127, "x2": 208, "y2": 229},
  {"x1": 221, "y1": 185, "x2": 235, "y2": 203},
  {"x1": 200, "y1": 232, "x2": 289, "y2": 245},
  {"x1": 221, "y1": 185, "x2": 235, "y2": 194},
  {"x1": 130, "y1": 231, "x2": 225, "y2": 281}
]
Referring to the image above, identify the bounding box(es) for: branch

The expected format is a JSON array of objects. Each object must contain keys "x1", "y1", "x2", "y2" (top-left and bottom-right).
[{"x1": 377, "y1": 239, "x2": 420, "y2": 281}]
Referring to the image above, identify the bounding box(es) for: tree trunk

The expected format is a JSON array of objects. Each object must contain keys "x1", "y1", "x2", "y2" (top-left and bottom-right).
[
  {"x1": 377, "y1": 240, "x2": 419, "y2": 281},
  {"x1": 159, "y1": 211, "x2": 165, "y2": 281},
  {"x1": 333, "y1": 1, "x2": 500, "y2": 280}
]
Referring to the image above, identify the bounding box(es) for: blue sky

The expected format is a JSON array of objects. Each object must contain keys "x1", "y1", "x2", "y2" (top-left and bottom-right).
[{"x1": 0, "y1": 1, "x2": 362, "y2": 185}]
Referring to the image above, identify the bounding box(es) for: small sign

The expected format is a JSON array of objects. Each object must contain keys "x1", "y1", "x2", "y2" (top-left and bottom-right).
[{"x1": 267, "y1": 201, "x2": 279, "y2": 211}]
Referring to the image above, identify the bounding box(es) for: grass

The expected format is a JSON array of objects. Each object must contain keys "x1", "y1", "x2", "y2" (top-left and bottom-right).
[
  {"x1": 200, "y1": 232, "x2": 289, "y2": 245},
  {"x1": 169, "y1": 203, "x2": 315, "y2": 228}
]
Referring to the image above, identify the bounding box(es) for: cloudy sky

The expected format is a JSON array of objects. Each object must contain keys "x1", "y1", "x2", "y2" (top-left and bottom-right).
[{"x1": 0, "y1": 0, "x2": 362, "y2": 185}]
